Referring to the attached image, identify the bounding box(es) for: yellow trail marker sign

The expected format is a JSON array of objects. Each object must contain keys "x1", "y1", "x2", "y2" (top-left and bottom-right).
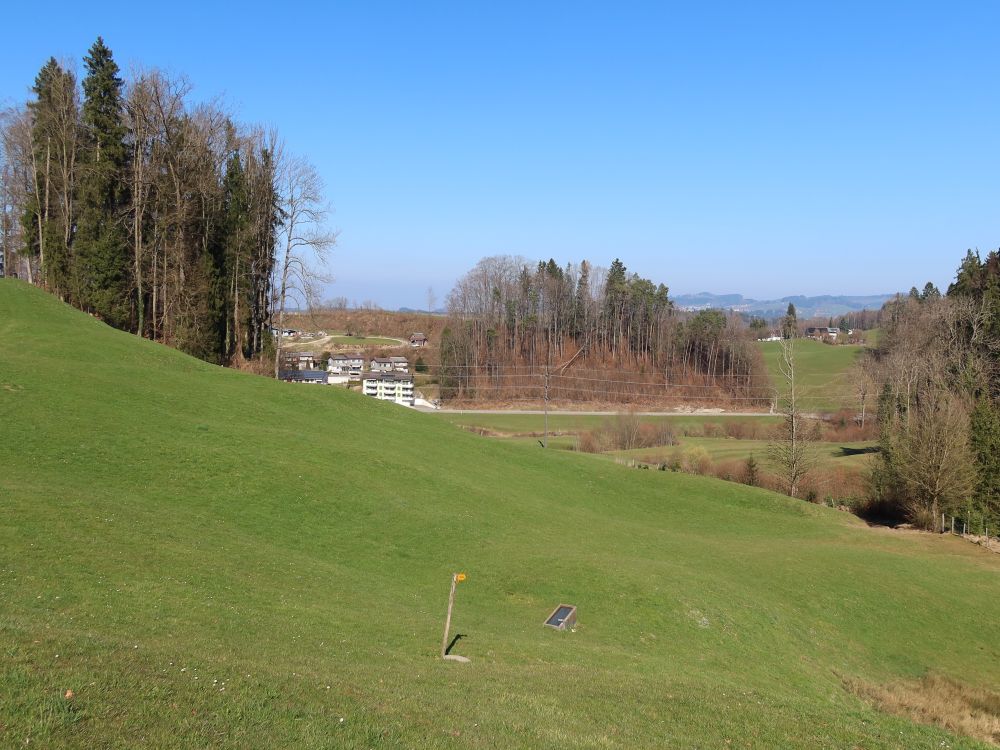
[{"x1": 441, "y1": 572, "x2": 470, "y2": 662}]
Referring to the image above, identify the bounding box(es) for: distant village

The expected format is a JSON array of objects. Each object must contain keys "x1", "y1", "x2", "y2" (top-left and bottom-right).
[{"x1": 276, "y1": 331, "x2": 430, "y2": 408}]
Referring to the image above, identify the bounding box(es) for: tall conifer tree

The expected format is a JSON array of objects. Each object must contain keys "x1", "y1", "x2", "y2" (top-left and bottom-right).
[
  {"x1": 970, "y1": 398, "x2": 1000, "y2": 524},
  {"x1": 75, "y1": 37, "x2": 131, "y2": 328},
  {"x1": 23, "y1": 58, "x2": 78, "y2": 297}
]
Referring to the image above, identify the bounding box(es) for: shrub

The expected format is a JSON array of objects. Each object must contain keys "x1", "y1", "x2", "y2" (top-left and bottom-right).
[
  {"x1": 910, "y1": 506, "x2": 937, "y2": 531},
  {"x1": 702, "y1": 422, "x2": 724, "y2": 438},
  {"x1": 724, "y1": 421, "x2": 748, "y2": 440},
  {"x1": 578, "y1": 431, "x2": 602, "y2": 453},
  {"x1": 638, "y1": 422, "x2": 677, "y2": 448},
  {"x1": 680, "y1": 446, "x2": 712, "y2": 475},
  {"x1": 580, "y1": 414, "x2": 676, "y2": 452}
]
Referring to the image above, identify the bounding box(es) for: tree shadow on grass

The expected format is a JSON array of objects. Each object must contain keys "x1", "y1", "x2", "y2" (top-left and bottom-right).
[{"x1": 837, "y1": 445, "x2": 880, "y2": 457}]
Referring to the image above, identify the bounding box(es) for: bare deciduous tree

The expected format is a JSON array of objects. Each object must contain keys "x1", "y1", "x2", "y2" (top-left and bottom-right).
[
  {"x1": 0, "y1": 108, "x2": 30, "y2": 279},
  {"x1": 888, "y1": 392, "x2": 977, "y2": 530},
  {"x1": 767, "y1": 338, "x2": 816, "y2": 497},
  {"x1": 273, "y1": 153, "x2": 338, "y2": 377}
]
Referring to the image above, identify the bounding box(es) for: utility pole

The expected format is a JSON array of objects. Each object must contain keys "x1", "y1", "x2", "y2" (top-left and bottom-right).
[
  {"x1": 543, "y1": 336, "x2": 551, "y2": 448},
  {"x1": 542, "y1": 340, "x2": 588, "y2": 449}
]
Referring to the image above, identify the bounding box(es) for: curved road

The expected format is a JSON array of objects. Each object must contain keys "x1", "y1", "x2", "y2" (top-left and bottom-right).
[{"x1": 422, "y1": 407, "x2": 778, "y2": 416}]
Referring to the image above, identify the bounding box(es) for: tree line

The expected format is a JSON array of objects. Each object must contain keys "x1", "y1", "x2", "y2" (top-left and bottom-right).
[
  {"x1": 0, "y1": 38, "x2": 333, "y2": 367},
  {"x1": 439, "y1": 255, "x2": 770, "y2": 404},
  {"x1": 863, "y1": 249, "x2": 1000, "y2": 530}
]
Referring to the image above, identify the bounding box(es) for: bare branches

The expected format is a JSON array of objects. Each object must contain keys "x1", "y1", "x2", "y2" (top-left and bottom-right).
[
  {"x1": 889, "y1": 393, "x2": 976, "y2": 529},
  {"x1": 767, "y1": 338, "x2": 816, "y2": 497},
  {"x1": 272, "y1": 153, "x2": 338, "y2": 376}
]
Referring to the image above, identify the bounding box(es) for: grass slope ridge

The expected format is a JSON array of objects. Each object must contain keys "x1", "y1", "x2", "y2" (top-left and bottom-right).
[
  {"x1": 760, "y1": 338, "x2": 864, "y2": 412},
  {"x1": 1, "y1": 279, "x2": 997, "y2": 749}
]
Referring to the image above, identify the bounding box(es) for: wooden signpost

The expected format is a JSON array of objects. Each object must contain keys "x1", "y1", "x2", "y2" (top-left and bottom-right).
[{"x1": 441, "y1": 572, "x2": 470, "y2": 662}]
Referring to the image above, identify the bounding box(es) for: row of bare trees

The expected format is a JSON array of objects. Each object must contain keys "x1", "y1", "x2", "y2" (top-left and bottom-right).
[
  {"x1": 862, "y1": 251, "x2": 1000, "y2": 529},
  {"x1": 0, "y1": 38, "x2": 335, "y2": 368},
  {"x1": 440, "y1": 255, "x2": 770, "y2": 405}
]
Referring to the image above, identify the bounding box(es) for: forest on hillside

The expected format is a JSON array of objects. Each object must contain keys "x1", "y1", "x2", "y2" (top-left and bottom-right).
[
  {"x1": 859, "y1": 249, "x2": 1000, "y2": 530},
  {"x1": 439, "y1": 255, "x2": 772, "y2": 406},
  {"x1": 0, "y1": 38, "x2": 333, "y2": 366}
]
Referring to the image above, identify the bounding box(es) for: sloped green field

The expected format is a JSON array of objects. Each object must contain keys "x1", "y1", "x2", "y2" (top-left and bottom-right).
[
  {"x1": 759, "y1": 339, "x2": 864, "y2": 412},
  {"x1": 1, "y1": 279, "x2": 997, "y2": 749}
]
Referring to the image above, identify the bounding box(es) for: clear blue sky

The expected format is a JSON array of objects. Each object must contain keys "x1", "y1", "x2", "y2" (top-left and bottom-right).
[{"x1": 3, "y1": 2, "x2": 998, "y2": 308}]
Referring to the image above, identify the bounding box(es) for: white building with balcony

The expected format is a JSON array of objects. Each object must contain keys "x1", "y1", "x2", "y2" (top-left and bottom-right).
[
  {"x1": 329, "y1": 353, "x2": 364, "y2": 378},
  {"x1": 362, "y1": 372, "x2": 415, "y2": 406}
]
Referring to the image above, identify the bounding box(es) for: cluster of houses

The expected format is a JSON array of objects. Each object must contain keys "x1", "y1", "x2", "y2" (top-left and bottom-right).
[
  {"x1": 276, "y1": 332, "x2": 430, "y2": 406},
  {"x1": 804, "y1": 326, "x2": 855, "y2": 341},
  {"x1": 278, "y1": 350, "x2": 419, "y2": 407},
  {"x1": 757, "y1": 327, "x2": 855, "y2": 343}
]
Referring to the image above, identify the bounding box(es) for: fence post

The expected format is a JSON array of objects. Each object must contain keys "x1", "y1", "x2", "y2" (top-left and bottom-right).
[{"x1": 951, "y1": 516, "x2": 955, "y2": 535}]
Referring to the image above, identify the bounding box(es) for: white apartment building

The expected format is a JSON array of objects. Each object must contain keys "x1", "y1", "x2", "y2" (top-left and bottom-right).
[{"x1": 362, "y1": 372, "x2": 415, "y2": 406}]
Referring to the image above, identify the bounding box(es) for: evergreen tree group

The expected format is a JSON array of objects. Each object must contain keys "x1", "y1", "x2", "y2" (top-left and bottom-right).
[
  {"x1": 3, "y1": 38, "x2": 283, "y2": 364},
  {"x1": 869, "y1": 248, "x2": 1000, "y2": 530}
]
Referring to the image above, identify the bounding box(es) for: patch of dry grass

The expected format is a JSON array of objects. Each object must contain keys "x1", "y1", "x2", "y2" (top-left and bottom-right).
[{"x1": 849, "y1": 673, "x2": 1000, "y2": 746}]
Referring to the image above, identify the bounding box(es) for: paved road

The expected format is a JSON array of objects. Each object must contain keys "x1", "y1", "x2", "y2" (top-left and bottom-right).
[{"x1": 420, "y1": 407, "x2": 778, "y2": 417}]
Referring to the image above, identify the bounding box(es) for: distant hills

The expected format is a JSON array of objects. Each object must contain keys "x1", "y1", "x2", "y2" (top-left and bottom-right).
[
  {"x1": 397, "y1": 307, "x2": 448, "y2": 315},
  {"x1": 395, "y1": 296, "x2": 895, "y2": 319},
  {"x1": 672, "y1": 292, "x2": 896, "y2": 318}
]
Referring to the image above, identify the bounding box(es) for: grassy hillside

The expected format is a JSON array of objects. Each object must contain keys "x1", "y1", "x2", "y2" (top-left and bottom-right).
[
  {"x1": 1, "y1": 279, "x2": 998, "y2": 749},
  {"x1": 759, "y1": 338, "x2": 865, "y2": 412}
]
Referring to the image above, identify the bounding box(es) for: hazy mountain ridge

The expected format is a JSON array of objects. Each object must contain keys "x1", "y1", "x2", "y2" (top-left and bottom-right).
[{"x1": 673, "y1": 292, "x2": 896, "y2": 318}]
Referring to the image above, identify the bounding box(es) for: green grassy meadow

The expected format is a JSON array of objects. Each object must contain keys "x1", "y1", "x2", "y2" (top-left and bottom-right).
[
  {"x1": 614, "y1": 438, "x2": 875, "y2": 470},
  {"x1": 440, "y1": 412, "x2": 783, "y2": 434},
  {"x1": 759, "y1": 338, "x2": 865, "y2": 412},
  {"x1": 285, "y1": 333, "x2": 404, "y2": 352},
  {"x1": 328, "y1": 335, "x2": 402, "y2": 346},
  {"x1": 1, "y1": 279, "x2": 999, "y2": 748},
  {"x1": 438, "y1": 412, "x2": 873, "y2": 483}
]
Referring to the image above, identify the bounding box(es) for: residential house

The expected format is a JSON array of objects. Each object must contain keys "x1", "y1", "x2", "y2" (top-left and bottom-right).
[
  {"x1": 362, "y1": 372, "x2": 415, "y2": 406},
  {"x1": 389, "y1": 356, "x2": 409, "y2": 373},
  {"x1": 279, "y1": 370, "x2": 329, "y2": 384},
  {"x1": 805, "y1": 327, "x2": 839, "y2": 340},
  {"x1": 328, "y1": 354, "x2": 349, "y2": 373},
  {"x1": 370, "y1": 357, "x2": 394, "y2": 373},
  {"x1": 280, "y1": 351, "x2": 317, "y2": 370},
  {"x1": 409, "y1": 332, "x2": 428, "y2": 347},
  {"x1": 329, "y1": 352, "x2": 364, "y2": 377}
]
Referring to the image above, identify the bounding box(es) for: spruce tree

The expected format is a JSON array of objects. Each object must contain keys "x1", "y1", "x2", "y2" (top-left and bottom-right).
[
  {"x1": 75, "y1": 37, "x2": 131, "y2": 328},
  {"x1": 947, "y1": 249, "x2": 982, "y2": 297},
  {"x1": 782, "y1": 302, "x2": 797, "y2": 338},
  {"x1": 969, "y1": 398, "x2": 1000, "y2": 525}
]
